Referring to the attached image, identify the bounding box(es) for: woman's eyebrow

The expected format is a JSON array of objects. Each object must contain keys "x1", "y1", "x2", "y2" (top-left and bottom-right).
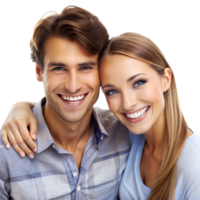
[
  {"x1": 102, "y1": 73, "x2": 147, "y2": 89},
  {"x1": 127, "y1": 73, "x2": 147, "y2": 82}
]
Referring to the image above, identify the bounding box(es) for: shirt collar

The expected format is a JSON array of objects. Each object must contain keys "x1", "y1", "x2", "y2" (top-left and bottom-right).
[
  {"x1": 32, "y1": 99, "x2": 109, "y2": 153},
  {"x1": 32, "y1": 98, "x2": 55, "y2": 153}
]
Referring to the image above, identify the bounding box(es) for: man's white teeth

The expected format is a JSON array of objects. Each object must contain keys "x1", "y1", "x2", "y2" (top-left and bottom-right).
[
  {"x1": 61, "y1": 95, "x2": 85, "y2": 102},
  {"x1": 126, "y1": 106, "x2": 149, "y2": 119}
]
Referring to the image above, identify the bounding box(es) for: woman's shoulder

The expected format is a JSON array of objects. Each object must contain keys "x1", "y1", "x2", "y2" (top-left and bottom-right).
[
  {"x1": 182, "y1": 132, "x2": 200, "y2": 155},
  {"x1": 177, "y1": 132, "x2": 200, "y2": 170},
  {"x1": 175, "y1": 132, "x2": 200, "y2": 199}
]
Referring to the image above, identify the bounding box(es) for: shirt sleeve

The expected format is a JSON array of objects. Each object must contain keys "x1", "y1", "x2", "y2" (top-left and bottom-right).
[
  {"x1": 0, "y1": 157, "x2": 9, "y2": 199},
  {"x1": 0, "y1": 137, "x2": 9, "y2": 199},
  {"x1": 0, "y1": 180, "x2": 9, "y2": 200},
  {"x1": 184, "y1": 162, "x2": 200, "y2": 200},
  {"x1": 176, "y1": 133, "x2": 200, "y2": 200}
]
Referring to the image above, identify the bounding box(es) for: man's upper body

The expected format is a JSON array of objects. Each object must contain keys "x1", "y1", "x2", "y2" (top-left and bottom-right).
[
  {"x1": 0, "y1": 99, "x2": 131, "y2": 200},
  {"x1": 0, "y1": 5, "x2": 131, "y2": 200}
]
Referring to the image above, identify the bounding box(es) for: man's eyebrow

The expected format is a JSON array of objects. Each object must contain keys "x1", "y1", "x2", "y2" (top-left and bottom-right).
[
  {"x1": 48, "y1": 61, "x2": 97, "y2": 68},
  {"x1": 102, "y1": 73, "x2": 147, "y2": 89},
  {"x1": 48, "y1": 62, "x2": 66, "y2": 67},
  {"x1": 78, "y1": 61, "x2": 97, "y2": 67}
]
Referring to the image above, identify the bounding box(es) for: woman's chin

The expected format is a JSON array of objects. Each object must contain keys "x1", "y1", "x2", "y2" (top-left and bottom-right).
[{"x1": 125, "y1": 123, "x2": 151, "y2": 135}]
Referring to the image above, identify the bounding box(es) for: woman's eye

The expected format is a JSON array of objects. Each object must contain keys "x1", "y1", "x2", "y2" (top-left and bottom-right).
[
  {"x1": 134, "y1": 80, "x2": 146, "y2": 87},
  {"x1": 105, "y1": 89, "x2": 118, "y2": 96}
]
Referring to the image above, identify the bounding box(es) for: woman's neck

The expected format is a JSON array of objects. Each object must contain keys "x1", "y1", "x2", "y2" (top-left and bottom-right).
[{"x1": 144, "y1": 111, "x2": 166, "y2": 160}]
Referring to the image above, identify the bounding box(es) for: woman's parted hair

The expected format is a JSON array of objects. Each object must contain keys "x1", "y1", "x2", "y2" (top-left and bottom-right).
[
  {"x1": 30, "y1": 6, "x2": 109, "y2": 70},
  {"x1": 99, "y1": 33, "x2": 188, "y2": 200}
]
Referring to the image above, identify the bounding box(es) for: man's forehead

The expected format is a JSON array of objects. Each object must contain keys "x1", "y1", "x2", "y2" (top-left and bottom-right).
[{"x1": 43, "y1": 37, "x2": 99, "y2": 66}]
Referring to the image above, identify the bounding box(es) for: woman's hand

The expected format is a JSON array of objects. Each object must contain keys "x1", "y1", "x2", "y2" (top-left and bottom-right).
[{"x1": 1, "y1": 102, "x2": 37, "y2": 159}]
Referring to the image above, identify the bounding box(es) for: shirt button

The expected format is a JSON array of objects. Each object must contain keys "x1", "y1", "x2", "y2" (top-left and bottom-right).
[
  {"x1": 77, "y1": 185, "x2": 81, "y2": 191},
  {"x1": 52, "y1": 144, "x2": 56, "y2": 149},
  {"x1": 73, "y1": 172, "x2": 78, "y2": 177}
]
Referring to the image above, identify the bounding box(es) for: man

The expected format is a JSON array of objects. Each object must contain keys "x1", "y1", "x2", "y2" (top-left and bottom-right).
[{"x1": 0, "y1": 6, "x2": 131, "y2": 200}]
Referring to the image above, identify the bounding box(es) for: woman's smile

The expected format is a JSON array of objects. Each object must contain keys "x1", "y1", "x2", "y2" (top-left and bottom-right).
[{"x1": 124, "y1": 105, "x2": 150, "y2": 123}]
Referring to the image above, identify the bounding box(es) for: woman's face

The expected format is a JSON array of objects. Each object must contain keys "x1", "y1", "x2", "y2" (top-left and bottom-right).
[{"x1": 100, "y1": 54, "x2": 171, "y2": 134}]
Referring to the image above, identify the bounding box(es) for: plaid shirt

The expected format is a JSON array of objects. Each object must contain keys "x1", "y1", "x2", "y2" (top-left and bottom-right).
[{"x1": 0, "y1": 99, "x2": 131, "y2": 200}]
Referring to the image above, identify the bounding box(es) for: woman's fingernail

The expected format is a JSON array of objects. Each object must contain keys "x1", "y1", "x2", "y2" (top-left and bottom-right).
[
  {"x1": 33, "y1": 148, "x2": 37, "y2": 152},
  {"x1": 28, "y1": 154, "x2": 34, "y2": 159},
  {"x1": 19, "y1": 152, "x2": 25, "y2": 157},
  {"x1": 6, "y1": 144, "x2": 10, "y2": 149},
  {"x1": 32, "y1": 134, "x2": 36, "y2": 139}
]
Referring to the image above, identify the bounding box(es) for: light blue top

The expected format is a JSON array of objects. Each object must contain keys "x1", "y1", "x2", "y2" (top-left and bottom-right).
[
  {"x1": 0, "y1": 98, "x2": 131, "y2": 200},
  {"x1": 119, "y1": 132, "x2": 200, "y2": 200}
]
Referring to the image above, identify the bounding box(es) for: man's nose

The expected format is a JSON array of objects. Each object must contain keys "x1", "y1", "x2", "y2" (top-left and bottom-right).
[{"x1": 64, "y1": 70, "x2": 81, "y2": 93}]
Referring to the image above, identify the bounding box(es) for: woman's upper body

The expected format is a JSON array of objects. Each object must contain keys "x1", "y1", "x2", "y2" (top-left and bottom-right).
[{"x1": 119, "y1": 132, "x2": 200, "y2": 200}]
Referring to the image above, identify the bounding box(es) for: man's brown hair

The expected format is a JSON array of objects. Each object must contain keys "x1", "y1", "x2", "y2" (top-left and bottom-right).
[{"x1": 30, "y1": 6, "x2": 109, "y2": 70}]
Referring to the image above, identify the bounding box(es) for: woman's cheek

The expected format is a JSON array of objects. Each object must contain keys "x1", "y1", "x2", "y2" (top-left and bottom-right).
[
  {"x1": 106, "y1": 98, "x2": 120, "y2": 113},
  {"x1": 142, "y1": 84, "x2": 161, "y2": 101}
]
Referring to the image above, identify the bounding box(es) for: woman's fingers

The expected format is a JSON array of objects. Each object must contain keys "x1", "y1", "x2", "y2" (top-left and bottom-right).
[
  {"x1": 17, "y1": 120, "x2": 38, "y2": 153},
  {"x1": 29, "y1": 117, "x2": 38, "y2": 140},
  {"x1": 7, "y1": 120, "x2": 35, "y2": 158},
  {"x1": 1, "y1": 101, "x2": 38, "y2": 157},
  {"x1": 2, "y1": 121, "x2": 35, "y2": 159},
  {"x1": 1, "y1": 129, "x2": 10, "y2": 149},
  {"x1": 5, "y1": 127, "x2": 25, "y2": 157}
]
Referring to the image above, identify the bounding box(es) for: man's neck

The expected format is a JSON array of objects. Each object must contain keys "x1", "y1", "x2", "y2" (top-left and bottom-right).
[{"x1": 42, "y1": 101, "x2": 93, "y2": 153}]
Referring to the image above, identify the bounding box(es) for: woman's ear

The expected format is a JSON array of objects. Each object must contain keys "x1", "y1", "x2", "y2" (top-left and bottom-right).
[
  {"x1": 36, "y1": 63, "x2": 43, "y2": 82},
  {"x1": 162, "y1": 68, "x2": 172, "y2": 92}
]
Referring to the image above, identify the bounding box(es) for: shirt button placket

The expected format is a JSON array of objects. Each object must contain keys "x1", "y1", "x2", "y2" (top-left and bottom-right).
[
  {"x1": 76, "y1": 185, "x2": 81, "y2": 191},
  {"x1": 73, "y1": 172, "x2": 78, "y2": 177}
]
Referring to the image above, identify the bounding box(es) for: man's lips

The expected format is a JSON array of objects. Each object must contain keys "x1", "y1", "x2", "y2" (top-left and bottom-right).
[
  {"x1": 59, "y1": 93, "x2": 86, "y2": 101},
  {"x1": 58, "y1": 93, "x2": 88, "y2": 106}
]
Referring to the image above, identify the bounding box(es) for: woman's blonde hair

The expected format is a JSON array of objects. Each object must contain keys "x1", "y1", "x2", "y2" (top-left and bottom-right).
[{"x1": 99, "y1": 33, "x2": 188, "y2": 200}]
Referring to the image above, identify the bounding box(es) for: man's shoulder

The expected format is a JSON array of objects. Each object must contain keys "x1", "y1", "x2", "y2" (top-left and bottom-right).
[
  {"x1": 94, "y1": 107, "x2": 126, "y2": 130},
  {"x1": 0, "y1": 127, "x2": 4, "y2": 149},
  {"x1": 0, "y1": 129, "x2": 32, "y2": 165},
  {"x1": 93, "y1": 107, "x2": 131, "y2": 143}
]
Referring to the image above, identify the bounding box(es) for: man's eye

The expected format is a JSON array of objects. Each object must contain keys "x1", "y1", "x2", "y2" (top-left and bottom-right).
[
  {"x1": 105, "y1": 89, "x2": 118, "y2": 96},
  {"x1": 134, "y1": 80, "x2": 146, "y2": 87},
  {"x1": 54, "y1": 67, "x2": 64, "y2": 71},
  {"x1": 80, "y1": 66, "x2": 92, "y2": 70}
]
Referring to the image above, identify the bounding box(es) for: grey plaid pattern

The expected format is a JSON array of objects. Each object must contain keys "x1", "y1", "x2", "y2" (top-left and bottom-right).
[{"x1": 0, "y1": 100, "x2": 131, "y2": 200}]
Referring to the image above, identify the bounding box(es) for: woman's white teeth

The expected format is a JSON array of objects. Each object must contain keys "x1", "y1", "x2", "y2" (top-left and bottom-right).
[
  {"x1": 61, "y1": 95, "x2": 85, "y2": 102},
  {"x1": 126, "y1": 107, "x2": 148, "y2": 119}
]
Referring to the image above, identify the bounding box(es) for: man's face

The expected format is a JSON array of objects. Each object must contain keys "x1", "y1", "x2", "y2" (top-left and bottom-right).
[{"x1": 36, "y1": 37, "x2": 99, "y2": 123}]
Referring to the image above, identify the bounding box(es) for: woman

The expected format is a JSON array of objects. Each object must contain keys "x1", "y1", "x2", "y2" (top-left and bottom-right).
[{"x1": 1, "y1": 33, "x2": 200, "y2": 200}]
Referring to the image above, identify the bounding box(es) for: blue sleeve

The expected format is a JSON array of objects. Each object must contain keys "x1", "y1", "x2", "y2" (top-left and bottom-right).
[
  {"x1": 0, "y1": 181, "x2": 9, "y2": 200},
  {"x1": 0, "y1": 132, "x2": 9, "y2": 199},
  {"x1": 184, "y1": 162, "x2": 200, "y2": 200},
  {"x1": 176, "y1": 133, "x2": 200, "y2": 200}
]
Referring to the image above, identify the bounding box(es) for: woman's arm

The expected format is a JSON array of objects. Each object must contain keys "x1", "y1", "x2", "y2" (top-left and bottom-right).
[{"x1": 1, "y1": 102, "x2": 37, "y2": 158}]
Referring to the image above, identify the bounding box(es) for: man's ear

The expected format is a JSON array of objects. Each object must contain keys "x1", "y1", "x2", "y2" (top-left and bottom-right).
[
  {"x1": 162, "y1": 68, "x2": 172, "y2": 92},
  {"x1": 36, "y1": 63, "x2": 43, "y2": 82}
]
